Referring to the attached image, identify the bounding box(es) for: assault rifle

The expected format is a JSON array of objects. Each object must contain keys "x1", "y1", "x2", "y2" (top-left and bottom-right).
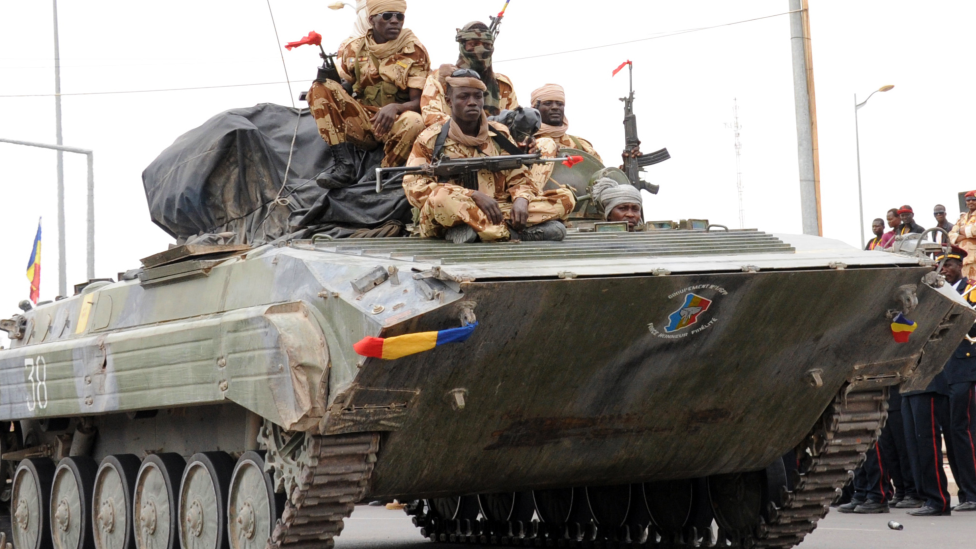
[
  {"x1": 375, "y1": 153, "x2": 583, "y2": 193},
  {"x1": 619, "y1": 62, "x2": 669, "y2": 194},
  {"x1": 488, "y1": 0, "x2": 512, "y2": 37}
]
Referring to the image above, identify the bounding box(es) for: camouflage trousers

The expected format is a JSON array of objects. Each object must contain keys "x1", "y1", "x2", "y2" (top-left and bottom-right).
[
  {"x1": 529, "y1": 137, "x2": 560, "y2": 191},
  {"x1": 418, "y1": 185, "x2": 576, "y2": 242},
  {"x1": 307, "y1": 80, "x2": 424, "y2": 168}
]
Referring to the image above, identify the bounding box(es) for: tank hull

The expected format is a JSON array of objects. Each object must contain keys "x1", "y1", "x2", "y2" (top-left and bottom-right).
[
  {"x1": 358, "y1": 267, "x2": 965, "y2": 498},
  {"x1": 0, "y1": 233, "x2": 970, "y2": 499}
]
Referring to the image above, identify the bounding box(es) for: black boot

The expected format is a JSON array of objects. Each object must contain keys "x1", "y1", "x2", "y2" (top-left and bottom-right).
[
  {"x1": 315, "y1": 143, "x2": 359, "y2": 189},
  {"x1": 517, "y1": 220, "x2": 567, "y2": 242}
]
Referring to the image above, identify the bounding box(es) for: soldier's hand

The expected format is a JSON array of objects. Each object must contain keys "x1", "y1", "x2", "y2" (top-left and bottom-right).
[
  {"x1": 371, "y1": 104, "x2": 400, "y2": 138},
  {"x1": 511, "y1": 197, "x2": 529, "y2": 231},
  {"x1": 471, "y1": 191, "x2": 504, "y2": 225}
]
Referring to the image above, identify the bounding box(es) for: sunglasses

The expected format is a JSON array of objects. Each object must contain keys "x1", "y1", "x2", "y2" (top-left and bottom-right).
[
  {"x1": 934, "y1": 211, "x2": 946, "y2": 215},
  {"x1": 379, "y1": 12, "x2": 404, "y2": 21}
]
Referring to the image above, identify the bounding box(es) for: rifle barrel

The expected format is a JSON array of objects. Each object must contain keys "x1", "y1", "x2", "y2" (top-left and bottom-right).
[{"x1": 375, "y1": 155, "x2": 577, "y2": 192}]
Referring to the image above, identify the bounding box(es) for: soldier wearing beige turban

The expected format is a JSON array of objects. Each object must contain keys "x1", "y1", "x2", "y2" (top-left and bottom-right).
[
  {"x1": 524, "y1": 83, "x2": 602, "y2": 193},
  {"x1": 306, "y1": 0, "x2": 430, "y2": 182},
  {"x1": 530, "y1": 84, "x2": 601, "y2": 161}
]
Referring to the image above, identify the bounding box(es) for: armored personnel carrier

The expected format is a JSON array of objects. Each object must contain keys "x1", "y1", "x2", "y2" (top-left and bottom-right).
[{"x1": 1, "y1": 55, "x2": 973, "y2": 549}]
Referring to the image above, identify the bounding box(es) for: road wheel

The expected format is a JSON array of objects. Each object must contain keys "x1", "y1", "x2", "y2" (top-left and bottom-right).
[
  {"x1": 227, "y1": 452, "x2": 281, "y2": 549},
  {"x1": 178, "y1": 453, "x2": 234, "y2": 549},
  {"x1": 92, "y1": 455, "x2": 140, "y2": 549},
  {"x1": 12, "y1": 459, "x2": 55, "y2": 549},
  {"x1": 707, "y1": 470, "x2": 765, "y2": 539},
  {"x1": 50, "y1": 457, "x2": 98, "y2": 549},
  {"x1": 133, "y1": 454, "x2": 185, "y2": 549}
]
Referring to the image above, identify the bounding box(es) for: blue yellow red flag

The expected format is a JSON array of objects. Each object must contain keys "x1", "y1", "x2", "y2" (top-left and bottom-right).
[
  {"x1": 26, "y1": 218, "x2": 41, "y2": 304},
  {"x1": 890, "y1": 313, "x2": 917, "y2": 343},
  {"x1": 353, "y1": 323, "x2": 478, "y2": 360}
]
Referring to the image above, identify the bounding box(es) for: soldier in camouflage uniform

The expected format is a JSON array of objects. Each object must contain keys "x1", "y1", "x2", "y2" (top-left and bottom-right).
[
  {"x1": 420, "y1": 22, "x2": 518, "y2": 127},
  {"x1": 531, "y1": 84, "x2": 601, "y2": 160},
  {"x1": 306, "y1": 0, "x2": 429, "y2": 174},
  {"x1": 404, "y1": 71, "x2": 575, "y2": 243},
  {"x1": 529, "y1": 83, "x2": 601, "y2": 189}
]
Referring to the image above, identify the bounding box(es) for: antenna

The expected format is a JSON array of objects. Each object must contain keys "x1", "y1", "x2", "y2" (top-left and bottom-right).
[{"x1": 725, "y1": 98, "x2": 745, "y2": 229}]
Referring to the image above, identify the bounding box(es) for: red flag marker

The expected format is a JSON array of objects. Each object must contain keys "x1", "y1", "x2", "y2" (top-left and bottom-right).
[
  {"x1": 562, "y1": 156, "x2": 584, "y2": 168},
  {"x1": 612, "y1": 60, "x2": 632, "y2": 77},
  {"x1": 285, "y1": 31, "x2": 323, "y2": 50}
]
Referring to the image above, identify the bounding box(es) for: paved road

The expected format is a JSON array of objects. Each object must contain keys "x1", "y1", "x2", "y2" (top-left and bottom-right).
[{"x1": 335, "y1": 504, "x2": 971, "y2": 549}]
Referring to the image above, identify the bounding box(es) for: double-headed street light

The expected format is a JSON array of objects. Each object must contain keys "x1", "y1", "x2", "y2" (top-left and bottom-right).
[{"x1": 855, "y1": 84, "x2": 895, "y2": 247}]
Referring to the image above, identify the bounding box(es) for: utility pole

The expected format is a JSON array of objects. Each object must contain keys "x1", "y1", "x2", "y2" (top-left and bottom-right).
[
  {"x1": 789, "y1": 0, "x2": 823, "y2": 236},
  {"x1": 727, "y1": 99, "x2": 745, "y2": 229},
  {"x1": 52, "y1": 0, "x2": 67, "y2": 297}
]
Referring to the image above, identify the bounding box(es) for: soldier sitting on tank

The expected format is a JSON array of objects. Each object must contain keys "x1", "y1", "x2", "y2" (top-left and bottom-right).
[
  {"x1": 531, "y1": 84, "x2": 601, "y2": 160},
  {"x1": 419, "y1": 22, "x2": 518, "y2": 127},
  {"x1": 306, "y1": 0, "x2": 429, "y2": 188},
  {"x1": 527, "y1": 83, "x2": 601, "y2": 190},
  {"x1": 591, "y1": 178, "x2": 643, "y2": 232},
  {"x1": 403, "y1": 70, "x2": 575, "y2": 244}
]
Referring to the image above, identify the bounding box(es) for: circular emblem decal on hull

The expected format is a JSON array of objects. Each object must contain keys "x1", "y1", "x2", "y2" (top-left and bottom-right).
[{"x1": 648, "y1": 284, "x2": 728, "y2": 339}]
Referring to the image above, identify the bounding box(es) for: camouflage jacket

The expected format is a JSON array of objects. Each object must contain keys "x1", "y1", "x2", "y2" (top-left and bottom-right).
[
  {"x1": 403, "y1": 121, "x2": 538, "y2": 208},
  {"x1": 950, "y1": 212, "x2": 976, "y2": 266},
  {"x1": 336, "y1": 32, "x2": 431, "y2": 106},
  {"x1": 544, "y1": 133, "x2": 602, "y2": 162},
  {"x1": 420, "y1": 71, "x2": 518, "y2": 127}
]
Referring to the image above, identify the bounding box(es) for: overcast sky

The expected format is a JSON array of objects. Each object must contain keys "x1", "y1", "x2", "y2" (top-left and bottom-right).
[{"x1": 1, "y1": 0, "x2": 973, "y2": 344}]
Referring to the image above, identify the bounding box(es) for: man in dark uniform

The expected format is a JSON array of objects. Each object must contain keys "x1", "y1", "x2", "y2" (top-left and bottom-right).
[
  {"x1": 940, "y1": 247, "x2": 976, "y2": 511},
  {"x1": 897, "y1": 205, "x2": 925, "y2": 236},
  {"x1": 838, "y1": 442, "x2": 891, "y2": 513},
  {"x1": 902, "y1": 246, "x2": 971, "y2": 517},
  {"x1": 933, "y1": 204, "x2": 954, "y2": 243},
  {"x1": 884, "y1": 391, "x2": 923, "y2": 508}
]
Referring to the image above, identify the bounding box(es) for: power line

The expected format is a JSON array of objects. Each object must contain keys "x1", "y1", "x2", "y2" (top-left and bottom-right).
[
  {"x1": 496, "y1": 9, "x2": 801, "y2": 63},
  {"x1": 0, "y1": 9, "x2": 802, "y2": 99},
  {"x1": 0, "y1": 81, "x2": 295, "y2": 98}
]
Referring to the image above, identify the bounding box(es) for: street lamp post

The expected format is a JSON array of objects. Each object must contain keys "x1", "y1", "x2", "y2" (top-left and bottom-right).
[{"x1": 855, "y1": 84, "x2": 894, "y2": 247}]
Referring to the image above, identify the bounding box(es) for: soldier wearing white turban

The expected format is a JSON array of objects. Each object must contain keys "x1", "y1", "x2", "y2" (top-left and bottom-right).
[{"x1": 591, "y1": 178, "x2": 643, "y2": 231}]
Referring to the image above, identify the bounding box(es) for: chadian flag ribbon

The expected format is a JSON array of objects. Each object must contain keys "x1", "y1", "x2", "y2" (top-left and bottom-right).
[
  {"x1": 612, "y1": 60, "x2": 632, "y2": 77},
  {"x1": 890, "y1": 313, "x2": 917, "y2": 343},
  {"x1": 25, "y1": 218, "x2": 41, "y2": 304},
  {"x1": 354, "y1": 322, "x2": 478, "y2": 360},
  {"x1": 285, "y1": 31, "x2": 323, "y2": 50}
]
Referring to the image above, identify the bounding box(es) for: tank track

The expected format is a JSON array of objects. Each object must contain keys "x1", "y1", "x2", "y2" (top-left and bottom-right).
[
  {"x1": 404, "y1": 387, "x2": 887, "y2": 549},
  {"x1": 268, "y1": 433, "x2": 380, "y2": 549}
]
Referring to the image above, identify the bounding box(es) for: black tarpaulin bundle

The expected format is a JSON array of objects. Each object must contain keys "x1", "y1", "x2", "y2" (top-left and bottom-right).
[{"x1": 142, "y1": 103, "x2": 410, "y2": 244}]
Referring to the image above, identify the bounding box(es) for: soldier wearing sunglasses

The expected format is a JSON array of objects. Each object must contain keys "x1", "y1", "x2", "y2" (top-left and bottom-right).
[{"x1": 306, "y1": 0, "x2": 430, "y2": 187}]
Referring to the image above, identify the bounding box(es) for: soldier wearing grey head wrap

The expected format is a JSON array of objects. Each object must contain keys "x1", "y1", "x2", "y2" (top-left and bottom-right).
[{"x1": 591, "y1": 178, "x2": 644, "y2": 231}]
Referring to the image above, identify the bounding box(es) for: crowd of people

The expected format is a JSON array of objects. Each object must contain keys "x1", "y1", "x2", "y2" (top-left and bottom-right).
[
  {"x1": 865, "y1": 198, "x2": 976, "y2": 283},
  {"x1": 306, "y1": 0, "x2": 647, "y2": 245},
  {"x1": 842, "y1": 201, "x2": 976, "y2": 516}
]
